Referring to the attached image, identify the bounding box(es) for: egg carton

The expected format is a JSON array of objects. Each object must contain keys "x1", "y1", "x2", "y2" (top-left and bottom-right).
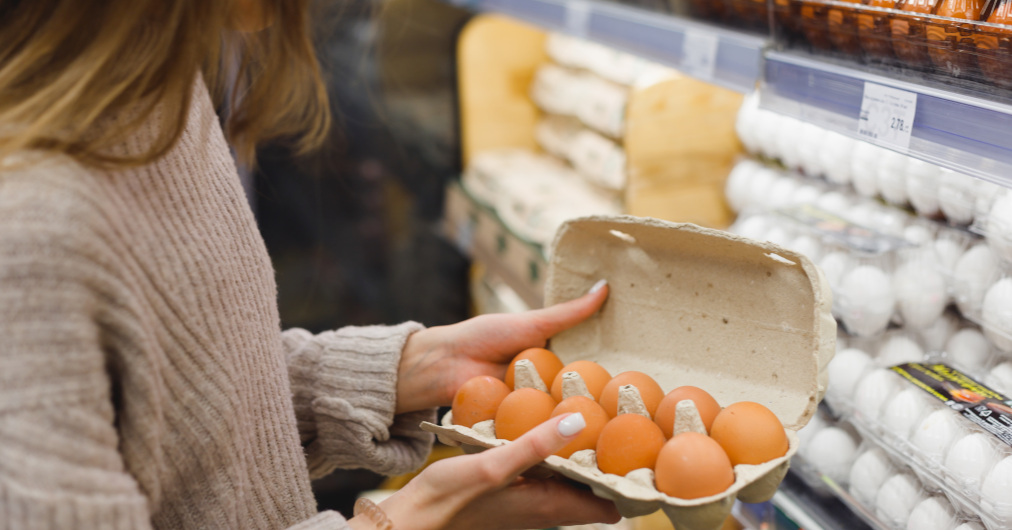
[
  {"x1": 535, "y1": 114, "x2": 627, "y2": 192},
  {"x1": 530, "y1": 63, "x2": 629, "y2": 139},
  {"x1": 827, "y1": 359, "x2": 1012, "y2": 530},
  {"x1": 544, "y1": 32, "x2": 676, "y2": 88},
  {"x1": 422, "y1": 216, "x2": 836, "y2": 530}
]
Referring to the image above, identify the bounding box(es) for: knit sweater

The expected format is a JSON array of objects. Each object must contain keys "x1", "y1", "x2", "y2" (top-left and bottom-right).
[{"x1": 0, "y1": 80, "x2": 436, "y2": 529}]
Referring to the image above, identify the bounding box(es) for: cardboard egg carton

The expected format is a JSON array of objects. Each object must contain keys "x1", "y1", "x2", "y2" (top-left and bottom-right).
[{"x1": 421, "y1": 215, "x2": 835, "y2": 530}]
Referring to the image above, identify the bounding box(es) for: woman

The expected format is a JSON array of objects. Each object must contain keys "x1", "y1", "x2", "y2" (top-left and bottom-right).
[{"x1": 0, "y1": 1, "x2": 621, "y2": 528}]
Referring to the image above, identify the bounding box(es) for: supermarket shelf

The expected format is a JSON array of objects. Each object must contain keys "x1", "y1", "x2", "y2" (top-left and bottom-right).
[
  {"x1": 442, "y1": 181, "x2": 547, "y2": 309},
  {"x1": 775, "y1": 471, "x2": 877, "y2": 530},
  {"x1": 443, "y1": 0, "x2": 765, "y2": 93},
  {"x1": 760, "y1": 50, "x2": 1012, "y2": 187}
]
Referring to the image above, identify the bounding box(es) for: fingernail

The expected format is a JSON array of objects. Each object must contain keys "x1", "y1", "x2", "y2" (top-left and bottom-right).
[
  {"x1": 588, "y1": 279, "x2": 607, "y2": 294},
  {"x1": 558, "y1": 413, "x2": 586, "y2": 437}
]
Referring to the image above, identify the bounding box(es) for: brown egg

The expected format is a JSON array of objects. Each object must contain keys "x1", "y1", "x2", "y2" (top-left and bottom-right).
[
  {"x1": 598, "y1": 371, "x2": 665, "y2": 418},
  {"x1": 550, "y1": 360, "x2": 612, "y2": 402},
  {"x1": 504, "y1": 347, "x2": 564, "y2": 389},
  {"x1": 654, "y1": 386, "x2": 722, "y2": 438},
  {"x1": 550, "y1": 396, "x2": 610, "y2": 458},
  {"x1": 655, "y1": 432, "x2": 735, "y2": 499},
  {"x1": 710, "y1": 401, "x2": 789, "y2": 466},
  {"x1": 452, "y1": 375, "x2": 512, "y2": 428},
  {"x1": 494, "y1": 388, "x2": 557, "y2": 441},
  {"x1": 596, "y1": 414, "x2": 666, "y2": 476}
]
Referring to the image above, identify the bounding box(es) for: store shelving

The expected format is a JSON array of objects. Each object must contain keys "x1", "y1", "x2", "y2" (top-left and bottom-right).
[
  {"x1": 760, "y1": 50, "x2": 1012, "y2": 187},
  {"x1": 442, "y1": 0, "x2": 766, "y2": 93}
]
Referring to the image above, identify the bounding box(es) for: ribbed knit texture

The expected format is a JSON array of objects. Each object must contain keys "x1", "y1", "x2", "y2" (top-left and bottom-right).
[{"x1": 0, "y1": 80, "x2": 435, "y2": 529}]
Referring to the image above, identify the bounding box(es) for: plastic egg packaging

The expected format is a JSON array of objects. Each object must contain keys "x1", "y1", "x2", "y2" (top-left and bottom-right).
[{"x1": 426, "y1": 217, "x2": 835, "y2": 530}]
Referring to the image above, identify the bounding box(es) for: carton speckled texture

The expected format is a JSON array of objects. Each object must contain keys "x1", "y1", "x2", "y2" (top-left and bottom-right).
[{"x1": 422, "y1": 215, "x2": 836, "y2": 530}]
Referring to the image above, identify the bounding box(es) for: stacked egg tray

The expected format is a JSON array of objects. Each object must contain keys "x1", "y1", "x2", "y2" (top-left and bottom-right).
[
  {"x1": 461, "y1": 33, "x2": 672, "y2": 250},
  {"x1": 424, "y1": 215, "x2": 835, "y2": 530},
  {"x1": 773, "y1": 0, "x2": 1012, "y2": 90},
  {"x1": 792, "y1": 406, "x2": 995, "y2": 530},
  {"x1": 731, "y1": 94, "x2": 1012, "y2": 350}
]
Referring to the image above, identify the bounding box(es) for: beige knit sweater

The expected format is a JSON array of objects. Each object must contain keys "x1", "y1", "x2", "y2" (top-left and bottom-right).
[{"x1": 0, "y1": 81, "x2": 436, "y2": 529}]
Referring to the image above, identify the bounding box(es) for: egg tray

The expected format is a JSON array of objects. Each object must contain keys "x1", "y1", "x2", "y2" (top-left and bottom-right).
[
  {"x1": 829, "y1": 367, "x2": 1012, "y2": 530},
  {"x1": 778, "y1": 0, "x2": 1012, "y2": 89},
  {"x1": 422, "y1": 413, "x2": 798, "y2": 530},
  {"x1": 423, "y1": 215, "x2": 836, "y2": 530}
]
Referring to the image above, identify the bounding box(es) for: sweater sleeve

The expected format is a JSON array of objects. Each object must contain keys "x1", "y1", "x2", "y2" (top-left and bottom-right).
[
  {"x1": 283, "y1": 322, "x2": 437, "y2": 479},
  {"x1": 0, "y1": 182, "x2": 154, "y2": 529}
]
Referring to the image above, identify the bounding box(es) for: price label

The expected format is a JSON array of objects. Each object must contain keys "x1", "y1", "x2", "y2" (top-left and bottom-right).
[
  {"x1": 682, "y1": 29, "x2": 719, "y2": 81},
  {"x1": 565, "y1": 0, "x2": 591, "y2": 37},
  {"x1": 857, "y1": 82, "x2": 918, "y2": 151}
]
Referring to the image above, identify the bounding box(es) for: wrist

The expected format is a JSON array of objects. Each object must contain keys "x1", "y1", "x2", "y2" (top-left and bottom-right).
[{"x1": 350, "y1": 498, "x2": 394, "y2": 530}]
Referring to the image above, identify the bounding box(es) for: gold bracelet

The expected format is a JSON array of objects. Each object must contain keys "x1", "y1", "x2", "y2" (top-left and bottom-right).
[{"x1": 353, "y1": 498, "x2": 394, "y2": 530}]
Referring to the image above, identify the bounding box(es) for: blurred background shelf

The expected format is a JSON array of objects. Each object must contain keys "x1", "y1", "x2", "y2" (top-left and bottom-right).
[
  {"x1": 760, "y1": 50, "x2": 1012, "y2": 187},
  {"x1": 440, "y1": 0, "x2": 766, "y2": 93}
]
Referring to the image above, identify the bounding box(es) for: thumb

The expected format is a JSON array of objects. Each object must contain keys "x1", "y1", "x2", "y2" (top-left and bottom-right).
[
  {"x1": 523, "y1": 280, "x2": 609, "y2": 339},
  {"x1": 481, "y1": 413, "x2": 588, "y2": 484}
]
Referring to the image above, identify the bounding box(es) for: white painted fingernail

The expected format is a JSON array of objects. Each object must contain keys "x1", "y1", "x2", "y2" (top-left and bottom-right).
[
  {"x1": 558, "y1": 413, "x2": 586, "y2": 437},
  {"x1": 588, "y1": 279, "x2": 607, "y2": 294}
]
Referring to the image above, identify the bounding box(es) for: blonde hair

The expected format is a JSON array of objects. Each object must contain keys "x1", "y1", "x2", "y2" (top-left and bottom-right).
[{"x1": 0, "y1": 0, "x2": 330, "y2": 168}]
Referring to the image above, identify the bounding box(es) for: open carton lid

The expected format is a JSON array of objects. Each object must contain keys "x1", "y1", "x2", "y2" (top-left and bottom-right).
[
  {"x1": 422, "y1": 215, "x2": 835, "y2": 530},
  {"x1": 544, "y1": 215, "x2": 834, "y2": 430}
]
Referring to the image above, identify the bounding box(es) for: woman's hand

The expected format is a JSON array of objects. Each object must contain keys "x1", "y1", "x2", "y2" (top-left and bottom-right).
[
  {"x1": 367, "y1": 413, "x2": 621, "y2": 530},
  {"x1": 395, "y1": 280, "x2": 608, "y2": 414}
]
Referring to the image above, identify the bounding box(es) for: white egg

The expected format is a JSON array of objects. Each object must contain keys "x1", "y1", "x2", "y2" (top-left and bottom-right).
[
  {"x1": 917, "y1": 312, "x2": 959, "y2": 353},
  {"x1": 954, "y1": 523, "x2": 984, "y2": 530},
  {"x1": 797, "y1": 122, "x2": 828, "y2": 178},
  {"x1": 878, "y1": 335, "x2": 925, "y2": 367},
  {"x1": 747, "y1": 167, "x2": 779, "y2": 210},
  {"x1": 820, "y1": 251, "x2": 855, "y2": 291},
  {"x1": 938, "y1": 168, "x2": 977, "y2": 225},
  {"x1": 797, "y1": 411, "x2": 828, "y2": 448},
  {"x1": 893, "y1": 261, "x2": 949, "y2": 329},
  {"x1": 849, "y1": 447, "x2": 896, "y2": 507},
  {"x1": 875, "y1": 473, "x2": 926, "y2": 528},
  {"x1": 911, "y1": 408, "x2": 966, "y2": 465},
  {"x1": 985, "y1": 361, "x2": 1012, "y2": 395},
  {"x1": 906, "y1": 158, "x2": 942, "y2": 217},
  {"x1": 821, "y1": 132, "x2": 855, "y2": 186},
  {"x1": 903, "y1": 224, "x2": 934, "y2": 246},
  {"x1": 976, "y1": 180, "x2": 1004, "y2": 220},
  {"x1": 805, "y1": 426, "x2": 859, "y2": 483},
  {"x1": 934, "y1": 238, "x2": 965, "y2": 276},
  {"x1": 953, "y1": 244, "x2": 1000, "y2": 317},
  {"x1": 872, "y1": 207, "x2": 911, "y2": 237},
  {"x1": 981, "y1": 456, "x2": 1012, "y2": 528},
  {"x1": 724, "y1": 159, "x2": 762, "y2": 213},
  {"x1": 946, "y1": 328, "x2": 992, "y2": 375},
  {"x1": 906, "y1": 496, "x2": 958, "y2": 530},
  {"x1": 982, "y1": 279, "x2": 1012, "y2": 353},
  {"x1": 945, "y1": 432, "x2": 1002, "y2": 493},
  {"x1": 788, "y1": 235, "x2": 823, "y2": 263},
  {"x1": 827, "y1": 348, "x2": 873, "y2": 402},
  {"x1": 854, "y1": 368, "x2": 904, "y2": 424},
  {"x1": 988, "y1": 191, "x2": 1012, "y2": 265},
  {"x1": 733, "y1": 215, "x2": 770, "y2": 241},
  {"x1": 882, "y1": 387, "x2": 936, "y2": 440},
  {"x1": 850, "y1": 141, "x2": 882, "y2": 198},
  {"x1": 877, "y1": 150, "x2": 910, "y2": 206},
  {"x1": 791, "y1": 182, "x2": 823, "y2": 206},
  {"x1": 776, "y1": 116, "x2": 804, "y2": 170},
  {"x1": 815, "y1": 191, "x2": 852, "y2": 216},
  {"x1": 764, "y1": 226, "x2": 793, "y2": 247},
  {"x1": 755, "y1": 109, "x2": 783, "y2": 159},
  {"x1": 735, "y1": 93, "x2": 762, "y2": 154},
  {"x1": 840, "y1": 265, "x2": 896, "y2": 337},
  {"x1": 766, "y1": 176, "x2": 800, "y2": 209}
]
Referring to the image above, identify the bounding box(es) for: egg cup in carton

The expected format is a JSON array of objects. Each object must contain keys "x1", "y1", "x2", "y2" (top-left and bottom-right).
[{"x1": 422, "y1": 216, "x2": 835, "y2": 530}]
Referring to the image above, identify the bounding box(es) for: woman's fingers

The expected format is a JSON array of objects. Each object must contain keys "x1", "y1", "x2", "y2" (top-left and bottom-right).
[
  {"x1": 446, "y1": 476, "x2": 622, "y2": 530},
  {"x1": 520, "y1": 280, "x2": 609, "y2": 340},
  {"x1": 476, "y1": 413, "x2": 587, "y2": 486}
]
